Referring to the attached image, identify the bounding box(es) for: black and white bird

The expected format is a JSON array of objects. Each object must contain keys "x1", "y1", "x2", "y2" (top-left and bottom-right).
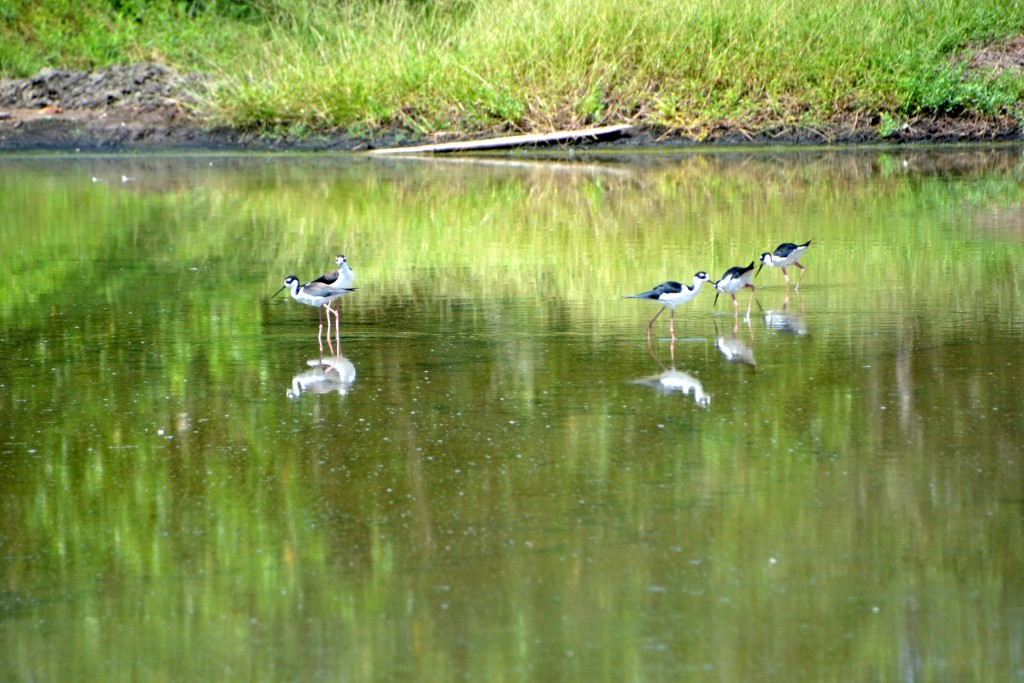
[
  {"x1": 625, "y1": 271, "x2": 710, "y2": 340},
  {"x1": 306, "y1": 254, "x2": 357, "y2": 339},
  {"x1": 756, "y1": 240, "x2": 811, "y2": 288},
  {"x1": 714, "y1": 262, "x2": 757, "y2": 320},
  {"x1": 308, "y1": 254, "x2": 355, "y2": 289},
  {"x1": 273, "y1": 275, "x2": 356, "y2": 349}
]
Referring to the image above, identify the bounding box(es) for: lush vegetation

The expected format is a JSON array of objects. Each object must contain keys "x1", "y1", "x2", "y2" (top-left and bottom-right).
[{"x1": 2, "y1": 0, "x2": 1023, "y2": 137}]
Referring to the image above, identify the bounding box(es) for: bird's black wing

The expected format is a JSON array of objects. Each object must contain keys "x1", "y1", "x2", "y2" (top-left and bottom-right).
[
  {"x1": 308, "y1": 269, "x2": 340, "y2": 286},
  {"x1": 625, "y1": 281, "x2": 684, "y2": 299}
]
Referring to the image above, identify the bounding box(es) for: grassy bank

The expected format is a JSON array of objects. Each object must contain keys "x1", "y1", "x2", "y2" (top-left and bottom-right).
[{"x1": 2, "y1": 0, "x2": 1023, "y2": 139}]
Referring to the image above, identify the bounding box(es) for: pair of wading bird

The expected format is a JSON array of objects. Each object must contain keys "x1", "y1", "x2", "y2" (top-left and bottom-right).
[
  {"x1": 626, "y1": 240, "x2": 811, "y2": 339},
  {"x1": 273, "y1": 254, "x2": 357, "y2": 348},
  {"x1": 273, "y1": 240, "x2": 811, "y2": 344}
]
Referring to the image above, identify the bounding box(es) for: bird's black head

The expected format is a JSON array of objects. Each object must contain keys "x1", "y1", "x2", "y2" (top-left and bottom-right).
[{"x1": 273, "y1": 275, "x2": 300, "y2": 298}]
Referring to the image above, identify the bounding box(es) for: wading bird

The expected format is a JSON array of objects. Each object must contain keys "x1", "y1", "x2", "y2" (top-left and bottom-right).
[
  {"x1": 625, "y1": 271, "x2": 710, "y2": 340},
  {"x1": 714, "y1": 262, "x2": 757, "y2": 320},
  {"x1": 308, "y1": 254, "x2": 355, "y2": 289},
  {"x1": 756, "y1": 240, "x2": 812, "y2": 288},
  {"x1": 306, "y1": 254, "x2": 357, "y2": 340},
  {"x1": 273, "y1": 275, "x2": 356, "y2": 351}
]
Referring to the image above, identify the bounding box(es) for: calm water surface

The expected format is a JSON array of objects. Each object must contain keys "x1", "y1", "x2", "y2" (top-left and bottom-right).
[{"x1": 1, "y1": 148, "x2": 1022, "y2": 681}]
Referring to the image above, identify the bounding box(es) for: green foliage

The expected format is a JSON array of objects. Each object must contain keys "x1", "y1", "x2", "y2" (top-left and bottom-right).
[
  {"x1": 877, "y1": 112, "x2": 903, "y2": 138},
  {"x1": 1, "y1": 0, "x2": 1023, "y2": 133}
]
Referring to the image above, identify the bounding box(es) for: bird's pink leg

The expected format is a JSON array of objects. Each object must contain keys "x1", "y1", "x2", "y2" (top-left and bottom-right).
[
  {"x1": 794, "y1": 262, "x2": 806, "y2": 289},
  {"x1": 781, "y1": 266, "x2": 790, "y2": 284},
  {"x1": 669, "y1": 309, "x2": 676, "y2": 340},
  {"x1": 333, "y1": 305, "x2": 342, "y2": 355},
  {"x1": 648, "y1": 306, "x2": 665, "y2": 339},
  {"x1": 316, "y1": 308, "x2": 324, "y2": 353},
  {"x1": 745, "y1": 285, "x2": 755, "y2": 320},
  {"x1": 324, "y1": 305, "x2": 336, "y2": 356}
]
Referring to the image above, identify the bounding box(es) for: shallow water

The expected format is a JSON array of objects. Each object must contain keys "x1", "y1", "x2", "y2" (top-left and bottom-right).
[{"x1": 1, "y1": 148, "x2": 1022, "y2": 681}]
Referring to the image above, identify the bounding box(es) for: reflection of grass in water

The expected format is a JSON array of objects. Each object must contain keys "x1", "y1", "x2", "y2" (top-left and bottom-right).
[
  {"x1": 2, "y1": 152, "x2": 1024, "y2": 317},
  {"x1": 3, "y1": 151, "x2": 1023, "y2": 312}
]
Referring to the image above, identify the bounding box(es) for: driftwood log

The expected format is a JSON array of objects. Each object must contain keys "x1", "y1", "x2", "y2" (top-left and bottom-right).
[{"x1": 367, "y1": 124, "x2": 633, "y2": 155}]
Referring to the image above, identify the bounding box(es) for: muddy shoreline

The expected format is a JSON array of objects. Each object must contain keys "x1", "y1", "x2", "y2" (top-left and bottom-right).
[{"x1": 2, "y1": 64, "x2": 1021, "y2": 152}]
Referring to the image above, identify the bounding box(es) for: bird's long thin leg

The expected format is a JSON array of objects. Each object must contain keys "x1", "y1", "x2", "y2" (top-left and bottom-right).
[
  {"x1": 325, "y1": 305, "x2": 336, "y2": 356},
  {"x1": 745, "y1": 285, "x2": 755, "y2": 321},
  {"x1": 333, "y1": 304, "x2": 342, "y2": 355},
  {"x1": 781, "y1": 266, "x2": 790, "y2": 284},
  {"x1": 669, "y1": 308, "x2": 677, "y2": 340},
  {"x1": 794, "y1": 262, "x2": 806, "y2": 290},
  {"x1": 324, "y1": 302, "x2": 333, "y2": 341},
  {"x1": 316, "y1": 307, "x2": 324, "y2": 353},
  {"x1": 648, "y1": 306, "x2": 665, "y2": 339}
]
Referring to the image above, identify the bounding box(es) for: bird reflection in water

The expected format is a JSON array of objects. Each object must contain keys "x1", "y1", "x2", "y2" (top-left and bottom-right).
[
  {"x1": 762, "y1": 290, "x2": 808, "y2": 336},
  {"x1": 287, "y1": 354, "x2": 356, "y2": 399},
  {"x1": 715, "y1": 317, "x2": 757, "y2": 367},
  {"x1": 632, "y1": 338, "x2": 710, "y2": 408}
]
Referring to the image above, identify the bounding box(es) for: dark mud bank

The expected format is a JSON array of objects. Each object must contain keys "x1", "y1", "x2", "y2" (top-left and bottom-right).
[{"x1": 1, "y1": 64, "x2": 1021, "y2": 153}]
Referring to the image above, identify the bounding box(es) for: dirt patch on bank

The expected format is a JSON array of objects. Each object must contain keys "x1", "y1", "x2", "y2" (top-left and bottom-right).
[
  {"x1": 964, "y1": 35, "x2": 1024, "y2": 77},
  {"x1": 1, "y1": 56, "x2": 1021, "y2": 152},
  {"x1": 0, "y1": 63, "x2": 371, "y2": 151}
]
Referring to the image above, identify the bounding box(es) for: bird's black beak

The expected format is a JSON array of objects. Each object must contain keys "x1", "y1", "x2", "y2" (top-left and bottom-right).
[
  {"x1": 713, "y1": 291, "x2": 720, "y2": 308},
  {"x1": 755, "y1": 262, "x2": 764, "y2": 278},
  {"x1": 272, "y1": 285, "x2": 287, "y2": 299}
]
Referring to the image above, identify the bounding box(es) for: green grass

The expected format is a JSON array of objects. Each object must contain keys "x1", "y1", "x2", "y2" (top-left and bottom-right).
[{"x1": 2, "y1": 0, "x2": 1023, "y2": 138}]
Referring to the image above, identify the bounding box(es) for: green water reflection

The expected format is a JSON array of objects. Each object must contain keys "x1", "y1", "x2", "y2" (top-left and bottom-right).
[{"x1": 1, "y1": 149, "x2": 1022, "y2": 681}]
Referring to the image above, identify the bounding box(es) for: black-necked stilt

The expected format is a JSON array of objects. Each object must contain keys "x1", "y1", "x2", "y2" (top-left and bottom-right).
[
  {"x1": 308, "y1": 254, "x2": 356, "y2": 289},
  {"x1": 756, "y1": 240, "x2": 811, "y2": 288},
  {"x1": 714, "y1": 262, "x2": 757, "y2": 320},
  {"x1": 273, "y1": 275, "x2": 355, "y2": 350},
  {"x1": 625, "y1": 271, "x2": 710, "y2": 340},
  {"x1": 306, "y1": 255, "x2": 357, "y2": 342}
]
